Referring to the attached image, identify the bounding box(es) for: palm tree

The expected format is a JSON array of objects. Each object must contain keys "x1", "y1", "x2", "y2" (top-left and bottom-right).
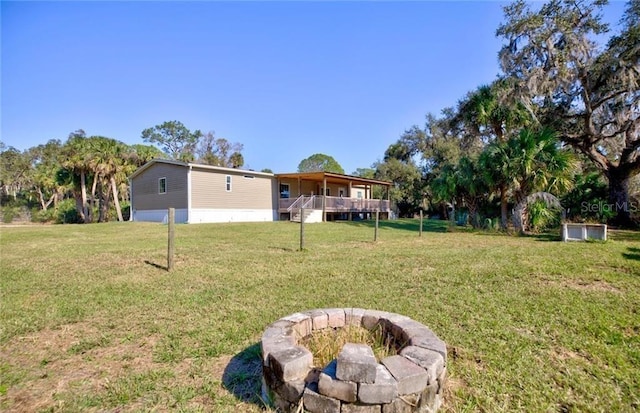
[
  {"x1": 431, "y1": 156, "x2": 489, "y2": 227},
  {"x1": 88, "y1": 137, "x2": 130, "y2": 222},
  {"x1": 479, "y1": 141, "x2": 512, "y2": 229},
  {"x1": 482, "y1": 128, "x2": 575, "y2": 232},
  {"x1": 60, "y1": 131, "x2": 91, "y2": 223},
  {"x1": 28, "y1": 140, "x2": 65, "y2": 211},
  {"x1": 130, "y1": 144, "x2": 165, "y2": 167},
  {"x1": 459, "y1": 80, "x2": 531, "y2": 229},
  {"x1": 455, "y1": 156, "x2": 488, "y2": 228},
  {"x1": 430, "y1": 163, "x2": 458, "y2": 222}
]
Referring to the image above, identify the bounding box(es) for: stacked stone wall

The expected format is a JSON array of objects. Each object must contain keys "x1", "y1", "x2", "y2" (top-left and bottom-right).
[{"x1": 261, "y1": 309, "x2": 447, "y2": 413}]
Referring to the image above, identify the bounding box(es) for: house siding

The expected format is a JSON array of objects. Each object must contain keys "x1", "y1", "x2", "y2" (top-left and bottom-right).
[
  {"x1": 131, "y1": 163, "x2": 188, "y2": 211},
  {"x1": 133, "y1": 208, "x2": 189, "y2": 224},
  {"x1": 191, "y1": 168, "x2": 276, "y2": 210}
]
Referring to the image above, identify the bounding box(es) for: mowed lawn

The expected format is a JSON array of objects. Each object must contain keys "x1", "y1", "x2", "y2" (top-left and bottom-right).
[{"x1": 1, "y1": 220, "x2": 639, "y2": 412}]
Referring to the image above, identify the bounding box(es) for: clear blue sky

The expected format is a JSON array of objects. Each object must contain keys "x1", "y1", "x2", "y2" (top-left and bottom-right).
[{"x1": 1, "y1": 1, "x2": 626, "y2": 174}]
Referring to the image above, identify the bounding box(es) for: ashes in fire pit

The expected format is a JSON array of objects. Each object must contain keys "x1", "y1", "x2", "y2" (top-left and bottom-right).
[{"x1": 261, "y1": 308, "x2": 447, "y2": 413}]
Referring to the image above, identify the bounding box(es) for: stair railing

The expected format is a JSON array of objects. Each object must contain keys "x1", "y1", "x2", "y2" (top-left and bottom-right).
[{"x1": 287, "y1": 195, "x2": 306, "y2": 212}]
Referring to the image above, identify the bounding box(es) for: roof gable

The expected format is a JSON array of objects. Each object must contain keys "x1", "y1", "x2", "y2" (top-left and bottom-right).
[{"x1": 129, "y1": 159, "x2": 276, "y2": 180}]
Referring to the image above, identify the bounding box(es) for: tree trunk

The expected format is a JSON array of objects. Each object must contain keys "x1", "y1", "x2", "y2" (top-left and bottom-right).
[
  {"x1": 91, "y1": 174, "x2": 98, "y2": 212},
  {"x1": 98, "y1": 181, "x2": 110, "y2": 222},
  {"x1": 37, "y1": 188, "x2": 46, "y2": 210},
  {"x1": 450, "y1": 199, "x2": 456, "y2": 225},
  {"x1": 513, "y1": 202, "x2": 526, "y2": 233},
  {"x1": 74, "y1": 192, "x2": 85, "y2": 223},
  {"x1": 500, "y1": 185, "x2": 508, "y2": 230},
  {"x1": 43, "y1": 193, "x2": 55, "y2": 210},
  {"x1": 80, "y1": 171, "x2": 90, "y2": 223},
  {"x1": 607, "y1": 168, "x2": 637, "y2": 228},
  {"x1": 468, "y1": 200, "x2": 479, "y2": 228},
  {"x1": 110, "y1": 176, "x2": 124, "y2": 222}
]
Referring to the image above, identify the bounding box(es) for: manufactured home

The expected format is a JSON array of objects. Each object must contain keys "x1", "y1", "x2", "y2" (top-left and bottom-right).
[{"x1": 129, "y1": 159, "x2": 392, "y2": 224}]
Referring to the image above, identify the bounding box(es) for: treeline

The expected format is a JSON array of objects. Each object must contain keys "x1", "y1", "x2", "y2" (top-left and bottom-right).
[
  {"x1": 2, "y1": 1, "x2": 638, "y2": 229},
  {"x1": 0, "y1": 121, "x2": 245, "y2": 223},
  {"x1": 366, "y1": 0, "x2": 639, "y2": 230}
]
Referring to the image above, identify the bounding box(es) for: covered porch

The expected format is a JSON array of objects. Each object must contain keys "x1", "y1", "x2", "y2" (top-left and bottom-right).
[{"x1": 275, "y1": 172, "x2": 392, "y2": 222}]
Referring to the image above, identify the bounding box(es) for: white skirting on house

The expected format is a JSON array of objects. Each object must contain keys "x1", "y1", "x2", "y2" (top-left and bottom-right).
[
  {"x1": 133, "y1": 209, "x2": 189, "y2": 223},
  {"x1": 189, "y1": 209, "x2": 278, "y2": 223}
]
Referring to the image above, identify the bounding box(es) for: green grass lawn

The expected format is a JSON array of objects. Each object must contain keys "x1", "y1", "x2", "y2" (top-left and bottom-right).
[{"x1": 1, "y1": 220, "x2": 639, "y2": 412}]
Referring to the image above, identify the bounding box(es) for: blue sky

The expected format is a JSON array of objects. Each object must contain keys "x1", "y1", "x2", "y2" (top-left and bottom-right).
[{"x1": 1, "y1": 1, "x2": 626, "y2": 174}]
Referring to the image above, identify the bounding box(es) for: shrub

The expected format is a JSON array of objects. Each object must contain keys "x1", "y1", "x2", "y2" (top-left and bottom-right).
[
  {"x1": 121, "y1": 203, "x2": 131, "y2": 221},
  {"x1": 1, "y1": 206, "x2": 18, "y2": 223},
  {"x1": 56, "y1": 199, "x2": 81, "y2": 224},
  {"x1": 561, "y1": 172, "x2": 612, "y2": 223},
  {"x1": 528, "y1": 200, "x2": 562, "y2": 233},
  {"x1": 31, "y1": 208, "x2": 56, "y2": 223}
]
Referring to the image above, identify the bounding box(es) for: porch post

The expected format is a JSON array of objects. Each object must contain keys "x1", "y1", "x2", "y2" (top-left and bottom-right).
[
  {"x1": 297, "y1": 177, "x2": 301, "y2": 197},
  {"x1": 322, "y1": 176, "x2": 327, "y2": 222},
  {"x1": 348, "y1": 181, "x2": 353, "y2": 221},
  {"x1": 386, "y1": 185, "x2": 391, "y2": 218}
]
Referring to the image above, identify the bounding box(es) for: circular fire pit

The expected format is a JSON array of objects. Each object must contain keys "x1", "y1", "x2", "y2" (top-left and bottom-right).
[{"x1": 261, "y1": 308, "x2": 447, "y2": 412}]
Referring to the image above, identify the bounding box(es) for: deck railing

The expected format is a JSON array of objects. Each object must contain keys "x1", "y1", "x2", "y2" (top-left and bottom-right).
[
  {"x1": 324, "y1": 196, "x2": 390, "y2": 212},
  {"x1": 279, "y1": 196, "x2": 389, "y2": 213}
]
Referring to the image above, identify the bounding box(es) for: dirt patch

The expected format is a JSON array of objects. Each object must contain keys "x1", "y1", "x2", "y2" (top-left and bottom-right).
[
  {"x1": 1, "y1": 322, "x2": 159, "y2": 412},
  {"x1": 540, "y1": 278, "x2": 621, "y2": 294},
  {"x1": 439, "y1": 375, "x2": 468, "y2": 413},
  {"x1": 563, "y1": 279, "x2": 620, "y2": 293},
  {"x1": 0, "y1": 323, "x2": 263, "y2": 412},
  {"x1": 550, "y1": 346, "x2": 590, "y2": 363}
]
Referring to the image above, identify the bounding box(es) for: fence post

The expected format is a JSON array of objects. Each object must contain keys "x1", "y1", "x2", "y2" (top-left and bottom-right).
[
  {"x1": 419, "y1": 210, "x2": 423, "y2": 237},
  {"x1": 374, "y1": 210, "x2": 379, "y2": 242},
  {"x1": 299, "y1": 206, "x2": 305, "y2": 250},
  {"x1": 168, "y1": 208, "x2": 175, "y2": 271}
]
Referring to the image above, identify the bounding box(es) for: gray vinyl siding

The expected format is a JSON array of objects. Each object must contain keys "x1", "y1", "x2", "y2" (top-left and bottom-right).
[
  {"x1": 131, "y1": 163, "x2": 188, "y2": 210},
  {"x1": 191, "y1": 169, "x2": 276, "y2": 209}
]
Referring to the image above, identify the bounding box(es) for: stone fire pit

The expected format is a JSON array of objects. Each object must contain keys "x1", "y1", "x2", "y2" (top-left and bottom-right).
[{"x1": 261, "y1": 308, "x2": 447, "y2": 412}]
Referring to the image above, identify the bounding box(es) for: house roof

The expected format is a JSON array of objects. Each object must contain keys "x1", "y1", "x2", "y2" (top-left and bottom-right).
[
  {"x1": 129, "y1": 158, "x2": 276, "y2": 180},
  {"x1": 129, "y1": 159, "x2": 391, "y2": 187},
  {"x1": 275, "y1": 171, "x2": 392, "y2": 187}
]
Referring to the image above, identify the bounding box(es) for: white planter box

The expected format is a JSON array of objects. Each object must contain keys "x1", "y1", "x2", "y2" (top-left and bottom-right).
[{"x1": 562, "y1": 223, "x2": 607, "y2": 242}]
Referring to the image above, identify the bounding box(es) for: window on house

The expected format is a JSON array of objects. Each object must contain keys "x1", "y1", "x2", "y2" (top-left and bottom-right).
[
  {"x1": 280, "y1": 183, "x2": 290, "y2": 199},
  {"x1": 226, "y1": 175, "x2": 232, "y2": 192},
  {"x1": 158, "y1": 177, "x2": 167, "y2": 194},
  {"x1": 357, "y1": 191, "x2": 363, "y2": 199},
  {"x1": 325, "y1": 188, "x2": 331, "y2": 196}
]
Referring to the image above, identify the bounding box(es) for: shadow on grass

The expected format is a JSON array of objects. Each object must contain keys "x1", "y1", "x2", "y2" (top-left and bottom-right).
[
  {"x1": 340, "y1": 219, "x2": 449, "y2": 233},
  {"x1": 144, "y1": 260, "x2": 168, "y2": 271},
  {"x1": 222, "y1": 342, "x2": 265, "y2": 407},
  {"x1": 527, "y1": 232, "x2": 562, "y2": 242},
  {"x1": 622, "y1": 247, "x2": 640, "y2": 262},
  {"x1": 610, "y1": 229, "x2": 640, "y2": 242}
]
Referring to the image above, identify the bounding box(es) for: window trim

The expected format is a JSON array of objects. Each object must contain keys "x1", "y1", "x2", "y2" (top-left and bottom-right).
[
  {"x1": 280, "y1": 183, "x2": 290, "y2": 199},
  {"x1": 226, "y1": 175, "x2": 232, "y2": 192},
  {"x1": 158, "y1": 177, "x2": 167, "y2": 194}
]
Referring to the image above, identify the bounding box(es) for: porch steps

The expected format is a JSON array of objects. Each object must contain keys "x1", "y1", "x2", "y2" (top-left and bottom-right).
[{"x1": 291, "y1": 209, "x2": 323, "y2": 223}]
